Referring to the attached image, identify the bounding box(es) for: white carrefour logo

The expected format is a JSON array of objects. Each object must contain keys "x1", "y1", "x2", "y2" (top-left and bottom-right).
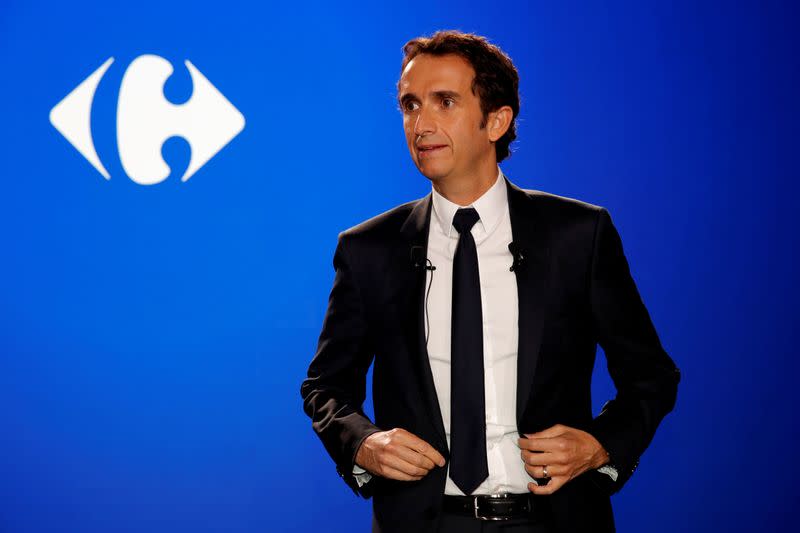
[{"x1": 49, "y1": 55, "x2": 245, "y2": 185}]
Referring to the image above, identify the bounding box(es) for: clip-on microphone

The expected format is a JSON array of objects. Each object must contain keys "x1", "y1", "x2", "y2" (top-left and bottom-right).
[
  {"x1": 411, "y1": 245, "x2": 436, "y2": 346},
  {"x1": 508, "y1": 242, "x2": 526, "y2": 272},
  {"x1": 411, "y1": 246, "x2": 437, "y2": 271}
]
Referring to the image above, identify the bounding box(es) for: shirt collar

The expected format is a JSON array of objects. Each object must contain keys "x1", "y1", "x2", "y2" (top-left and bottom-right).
[{"x1": 431, "y1": 167, "x2": 508, "y2": 239}]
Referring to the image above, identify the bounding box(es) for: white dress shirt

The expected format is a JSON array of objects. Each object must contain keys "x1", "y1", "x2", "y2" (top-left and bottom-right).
[
  {"x1": 425, "y1": 168, "x2": 529, "y2": 494},
  {"x1": 354, "y1": 168, "x2": 616, "y2": 490}
]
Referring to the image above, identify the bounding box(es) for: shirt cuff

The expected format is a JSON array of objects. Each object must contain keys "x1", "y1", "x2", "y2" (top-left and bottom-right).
[
  {"x1": 352, "y1": 464, "x2": 373, "y2": 487},
  {"x1": 597, "y1": 464, "x2": 619, "y2": 482}
]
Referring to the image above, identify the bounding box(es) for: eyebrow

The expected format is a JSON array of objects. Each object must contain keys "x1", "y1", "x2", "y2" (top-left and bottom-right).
[{"x1": 398, "y1": 90, "x2": 462, "y2": 107}]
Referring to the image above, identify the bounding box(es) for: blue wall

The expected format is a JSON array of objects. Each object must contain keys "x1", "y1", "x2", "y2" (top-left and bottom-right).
[{"x1": 1, "y1": 1, "x2": 797, "y2": 531}]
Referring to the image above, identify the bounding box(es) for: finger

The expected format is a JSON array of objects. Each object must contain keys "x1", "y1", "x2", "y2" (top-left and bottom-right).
[
  {"x1": 394, "y1": 444, "x2": 436, "y2": 471},
  {"x1": 396, "y1": 431, "x2": 446, "y2": 467},
  {"x1": 524, "y1": 463, "x2": 567, "y2": 479},
  {"x1": 518, "y1": 436, "x2": 566, "y2": 452},
  {"x1": 382, "y1": 452, "x2": 430, "y2": 478},
  {"x1": 520, "y1": 450, "x2": 565, "y2": 466},
  {"x1": 528, "y1": 476, "x2": 566, "y2": 495},
  {"x1": 381, "y1": 464, "x2": 424, "y2": 482}
]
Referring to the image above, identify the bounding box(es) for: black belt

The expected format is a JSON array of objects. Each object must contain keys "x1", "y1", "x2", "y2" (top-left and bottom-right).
[{"x1": 442, "y1": 493, "x2": 549, "y2": 521}]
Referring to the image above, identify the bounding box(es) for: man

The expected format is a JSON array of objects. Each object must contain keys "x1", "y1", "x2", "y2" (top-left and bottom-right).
[{"x1": 301, "y1": 31, "x2": 679, "y2": 532}]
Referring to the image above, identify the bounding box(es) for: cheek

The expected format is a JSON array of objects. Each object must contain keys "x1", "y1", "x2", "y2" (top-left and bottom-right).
[
  {"x1": 461, "y1": 119, "x2": 489, "y2": 152},
  {"x1": 403, "y1": 119, "x2": 415, "y2": 140},
  {"x1": 448, "y1": 118, "x2": 480, "y2": 151},
  {"x1": 404, "y1": 134, "x2": 420, "y2": 163},
  {"x1": 406, "y1": 138, "x2": 418, "y2": 157},
  {"x1": 402, "y1": 126, "x2": 414, "y2": 149}
]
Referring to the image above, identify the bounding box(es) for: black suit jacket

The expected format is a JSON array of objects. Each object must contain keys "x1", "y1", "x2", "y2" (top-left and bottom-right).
[{"x1": 301, "y1": 178, "x2": 680, "y2": 532}]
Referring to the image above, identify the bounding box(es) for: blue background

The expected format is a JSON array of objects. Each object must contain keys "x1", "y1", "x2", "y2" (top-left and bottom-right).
[{"x1": 1, "y1": 1, "x2": 797, "y2": 531}]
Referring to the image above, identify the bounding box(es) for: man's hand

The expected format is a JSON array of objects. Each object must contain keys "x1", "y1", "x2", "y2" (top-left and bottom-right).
[
  {"x1": 355, "y1": 428, "x2": 446, "y2": 481},
  {"x1": 518, "y1": 424, "x2": 610, "y2": 495}
]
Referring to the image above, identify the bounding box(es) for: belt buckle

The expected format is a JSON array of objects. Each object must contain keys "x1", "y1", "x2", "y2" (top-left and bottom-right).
[{"x1": 473, "y1": 494, "x2": 513, "y2": 521}]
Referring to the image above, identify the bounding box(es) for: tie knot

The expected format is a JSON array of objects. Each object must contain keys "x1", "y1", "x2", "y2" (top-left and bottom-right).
[{"x1": 452, "y1": 207, "x2": 480, "y2": 235}]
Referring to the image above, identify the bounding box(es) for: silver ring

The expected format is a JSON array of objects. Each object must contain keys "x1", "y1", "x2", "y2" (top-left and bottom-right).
[{"x1": 542, "y1": 465, "x2": 550, "y2": 478}]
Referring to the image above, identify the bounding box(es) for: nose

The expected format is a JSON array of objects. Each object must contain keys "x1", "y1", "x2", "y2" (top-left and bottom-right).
[{"x1": 413, "y1": 104, "x2": 435, "y2": 138}]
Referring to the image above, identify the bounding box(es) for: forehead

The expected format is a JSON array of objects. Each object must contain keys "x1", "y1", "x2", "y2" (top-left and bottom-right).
[{"x1": 398, "y1": 53, "x2": 476, "y2": 94}]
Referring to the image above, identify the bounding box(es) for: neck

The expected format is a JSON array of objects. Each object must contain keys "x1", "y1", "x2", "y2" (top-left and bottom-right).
[{"x1": 432, "y1": 165, "x2": 499, "y2": 207}]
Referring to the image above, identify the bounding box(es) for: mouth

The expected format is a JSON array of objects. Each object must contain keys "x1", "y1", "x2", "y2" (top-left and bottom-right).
[{"x1": 417, "y1": 144, "x2": 447, "y2": 158}]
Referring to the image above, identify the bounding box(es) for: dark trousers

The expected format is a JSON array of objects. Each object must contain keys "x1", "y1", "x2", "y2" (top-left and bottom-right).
[
  {"x1": 372, "y1": 511, "x2": 558, "y2": 533},
  {"x1": 435, "y1": 511, "x2": 557, "y2": 533}
]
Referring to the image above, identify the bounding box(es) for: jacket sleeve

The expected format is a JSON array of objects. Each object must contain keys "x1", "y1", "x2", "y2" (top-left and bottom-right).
[
  {"x1": 586, "y1": 208, "x2": 681, "y2": 494},
  {"x1": 300, "y1": 234, "x2": 382, "y2": 497}
]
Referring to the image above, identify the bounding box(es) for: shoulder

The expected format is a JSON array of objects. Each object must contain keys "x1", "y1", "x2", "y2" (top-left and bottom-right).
[
  {"x1": 521, "y1": 187, "x2": 603, "y2": 213},
  {"x1": 332, "y1": 197, "x2": 425, "y2": 271},
  {"x1": 338, "y1": 197, "x2": 423, "y2": 243},
  {"x1": 505, "y1": 181, "x2": 617, "y2": 257},
  {"x1": 511, "y1": 183, "x2": 607, "y2": 226}
]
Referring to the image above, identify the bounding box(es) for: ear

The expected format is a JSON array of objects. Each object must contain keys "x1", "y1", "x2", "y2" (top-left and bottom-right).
[{"x1": 486, "y1": 105, "x2": 513, "y2": 142}]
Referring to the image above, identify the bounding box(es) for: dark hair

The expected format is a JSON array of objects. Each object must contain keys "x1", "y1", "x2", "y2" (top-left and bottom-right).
[{"x1": 399, "y1": 30, "x2": 520, "y2": 162}]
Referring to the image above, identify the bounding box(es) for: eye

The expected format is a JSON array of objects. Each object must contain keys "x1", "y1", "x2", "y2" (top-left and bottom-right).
[
  {"x1": 442, "y1": 97, "x2": 455, "y2": 108},
  {"x1": 403, "y1": 100, "x2": 419, "y2": 112}
]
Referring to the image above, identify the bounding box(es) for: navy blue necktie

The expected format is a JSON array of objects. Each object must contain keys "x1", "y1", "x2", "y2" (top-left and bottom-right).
[{"x1": 449, "y1": 207, "x2": 488, "y2": 495}]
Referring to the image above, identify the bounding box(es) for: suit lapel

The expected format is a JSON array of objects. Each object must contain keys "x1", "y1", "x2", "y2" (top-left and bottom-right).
[
  {"x1": 506, "y1": 179, "x2": 551, "y2": 429},
  {"x1": 399, "y1": 194, "x2": 449, "y2": 451}
]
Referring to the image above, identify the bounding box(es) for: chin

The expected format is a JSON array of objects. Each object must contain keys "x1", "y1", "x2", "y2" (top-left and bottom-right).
[
  {"x1": 415, "y1": 162, "x2": 450, "y2": 182},
  {"x1": 418, "y1": 171, "x2": 446, "y2": 183}
]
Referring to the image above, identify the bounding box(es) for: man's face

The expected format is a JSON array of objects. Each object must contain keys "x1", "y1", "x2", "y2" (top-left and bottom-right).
[{"x1": 398, "y1": 53, "x2": 496, "y2": 184}]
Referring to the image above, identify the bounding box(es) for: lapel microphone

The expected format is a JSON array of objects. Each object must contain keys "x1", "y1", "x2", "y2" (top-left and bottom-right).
[
  {"x1": 411, "y1": 245, "x2": 436, "y2": 346},
  {"x1": 411, "y1": 246, "x2": 437, "y2": 271},
  {"x1": 508, "y1": 242, "x2": 526, "y2": 272}
]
